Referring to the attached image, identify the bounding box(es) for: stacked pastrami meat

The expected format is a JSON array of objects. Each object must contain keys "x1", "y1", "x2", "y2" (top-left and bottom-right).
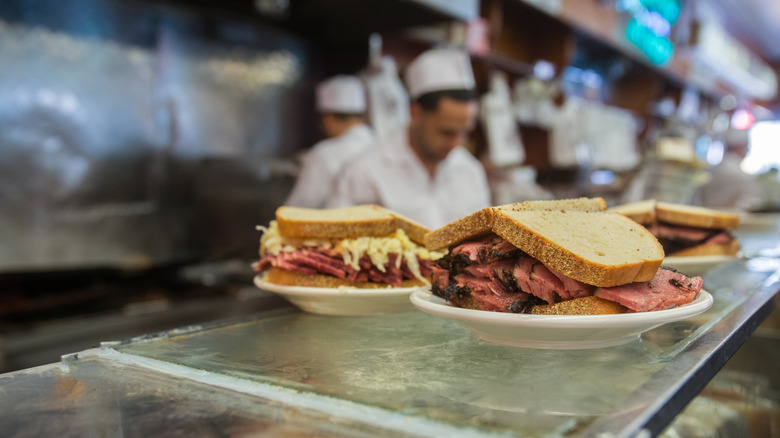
[
  {"x1": 646, "y1": 222, "x2": 735, "y2": 255},
  {"x1": 431, "y1": 234, "x2": 703, "y2": 314},
  {"x1": 256, "y1": 250, "x2": 434, "y2": 287}
]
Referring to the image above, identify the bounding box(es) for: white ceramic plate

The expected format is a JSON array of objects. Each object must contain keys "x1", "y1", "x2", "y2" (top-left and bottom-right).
[
  {"x1": 254, "y1": 276, "x2": 419, "y2": 316},
  {"x1": 662, "y1": 255, "x2": 738, "y2": 276},
  {"x1": 410, "y1": 288, "x2": 713, "y2": 349}
]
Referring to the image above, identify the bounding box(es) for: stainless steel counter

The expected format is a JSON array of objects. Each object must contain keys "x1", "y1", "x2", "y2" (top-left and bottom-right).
[{"x1": 0, "y1": 219, "x2": 778, "y2": 437}]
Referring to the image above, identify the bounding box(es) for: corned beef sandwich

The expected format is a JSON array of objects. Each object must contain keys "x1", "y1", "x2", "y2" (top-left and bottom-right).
[
  {"x1": 254, "y1": 205, "x2": 444, "y2": 288},
  {"x1": 610, "y1": 200, "x2": 740, "y2": 257},
  {"x1": 424, "y1": 198, "x2": 704, "y2": 315}
]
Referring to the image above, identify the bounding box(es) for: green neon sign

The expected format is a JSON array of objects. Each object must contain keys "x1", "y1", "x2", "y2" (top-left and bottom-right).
[
  {"x1": 625, "y1": 17, "x2": 674, "y2": 65},
  {"x1": 638, "y1": 0, "x2": 681, "y2": 24}
]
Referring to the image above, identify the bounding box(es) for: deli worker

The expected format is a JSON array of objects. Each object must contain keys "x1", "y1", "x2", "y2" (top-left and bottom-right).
[
  {"x1": 285, "y1": 75, "x2": 375, "y2": 208},
  {"x1": 329, "y1": 48, "x2": 491, "y2": 228}
]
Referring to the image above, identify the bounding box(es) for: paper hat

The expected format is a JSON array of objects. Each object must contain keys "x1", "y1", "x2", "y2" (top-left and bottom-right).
[
  {"x1": 316, "y1": 75, "x2": 366, "y2": 113},
  {"x1": 405, "y1": 48, "x2": 476, "y2": 99}
]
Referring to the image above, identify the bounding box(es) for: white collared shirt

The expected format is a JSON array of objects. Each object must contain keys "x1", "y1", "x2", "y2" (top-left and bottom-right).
[
  {"x1": 285, "y1": 124, "x2": 375, "y2": 208},
  {"x1": 329, "y1": 128, "x2": 491, "y2": 229}
]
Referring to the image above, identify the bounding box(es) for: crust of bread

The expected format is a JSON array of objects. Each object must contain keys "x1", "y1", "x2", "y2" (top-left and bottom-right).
[
  {"x1": 448, "y1": 295, "x2": 481, "y2": 310},
  {"x1": 423, "y1": 198, "x2": 607, "y2": 251},
  {"x1": 492, "y1": 210, "x2": 664, "y2": 287},
  {"x1": 424, "y1": 208, "x2": 496, "y2": 251},
  {"x1": 385, "y1": 211, "x2": 431, "y2": 245},
  {"x1": 275, "y1": 205, "x2": 430, "y2": 244},
  {"x1": 447, "y1": 294, "x2": 627, "y2": 315},
  {"x1": 609, "y1": 199, "x2": 657, "y2": 225},
  {"x1": 499, "y1": 197, "x2": 607, "y2": 213},
  {"x1": 668, "y1": 239, "x2": 740, "y2": 257},
  {"x1": 655, "y1": 202, "x2": 740, "y2": 229},
  {"x1": 530, "y1": 296, "x2": 627, "y2": 315},
  {"x1": 263, "y1": 267, "x2": 426, "y2": 289}
]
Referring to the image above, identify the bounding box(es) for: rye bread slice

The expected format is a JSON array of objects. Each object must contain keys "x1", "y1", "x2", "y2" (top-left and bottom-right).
[
  {"x1": 424, "y1": 197, "x2": 607, "y2": 251},
  {"x1": 424, "y1": 207, "x2": 496, "y2": 252},
  {"x1": 491, "y1": 210, "x2": 664, "y2": 287},
  {"x1": 655, "y1": 202, "x2": 740, "y2": 229},
  {"x1": 275, "y1": 205, "x2": 430, "y2": 245}
]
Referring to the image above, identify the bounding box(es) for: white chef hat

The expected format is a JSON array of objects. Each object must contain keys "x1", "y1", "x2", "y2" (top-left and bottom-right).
[
  {"x1": 404, "y1": 48, "x2": 476, "y2": 100},
  {"x1": 316, "y1": 75, "x2": 366, "y2": 114}
]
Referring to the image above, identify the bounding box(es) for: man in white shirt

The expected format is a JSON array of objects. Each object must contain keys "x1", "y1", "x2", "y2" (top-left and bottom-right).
[
  {"x1": 329, "y1": 49, "x2": 491, "y2": 228},
  {"x1": 285, "y1": 75, "x2": 375, "y2": 208}
]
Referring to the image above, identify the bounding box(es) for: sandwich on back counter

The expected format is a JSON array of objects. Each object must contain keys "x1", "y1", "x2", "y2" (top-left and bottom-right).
[
  {"x1": 254, "y1": 205, "x2": 444, "y2": 288},
  {"x1": 424, "y1": 198, "x2": 704, "y2": 315},
  {"x1": 609, "y1": 200, "x2": 740, "y2": 257}
]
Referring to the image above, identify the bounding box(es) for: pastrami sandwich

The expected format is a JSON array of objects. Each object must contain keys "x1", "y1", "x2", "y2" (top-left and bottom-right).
[
  {"x1": 424, "y1": 198, "x2": 704, "y2": 315},
  {"x1": 254, "y1": 205, "x2": 444, "y2": 288},
  {"x1": 610, "y1": 200, "x2": 740, "y2": 257}
]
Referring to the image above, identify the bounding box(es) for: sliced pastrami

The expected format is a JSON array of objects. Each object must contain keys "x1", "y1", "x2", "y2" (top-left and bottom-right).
[
  {"x1": 271, "y1": 253, "x2": 319, "y2": 275},
  {"x1": 487, "y1": 238, "x2": 524, "y2": 260},
  {"x1": 451, "y1": 234, "x2": 495, "y2": 262},
  {"x1": 431, "y1": 265, "x2": 450, "y2": 289},
  {"x1": 454, "y1": 273, "x2": 541, "y2": 313},
  {"x1": 255, "y1": 256, "x2": 274, "y2": 272},
  {"x1": 594, "y1": 268, "x2": 703, "y2": 312},
  {"x1": 451, "y1": 233, "x2": 524, "y2": 264},
  {"x1": 513, "y1": 256, "x2": 564, "y2": 305},
  {"x1": 257, "y1": 249, "x2": 427, "y2": 287},
  {"x1": 648, "y1": 223, "x2": 715, "y2": 241},
  {"x1": 418, "y1": 259, "x2": 435, "y2": 278},
  {"x1": 295, "y1": 249, "x2": 352, "y2": 278},
  {"x1": 463, "y1": 257, "x2": 515, "y2": 280},
  {"x1": 547, "y1": 266, "x2": 595, "y2": 300},
  {"x1": 704, "y1": 232, "x2": 733, "y2": 245}
]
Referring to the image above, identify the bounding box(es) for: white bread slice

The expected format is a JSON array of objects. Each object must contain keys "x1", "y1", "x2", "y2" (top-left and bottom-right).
[
  {"x1": 275, "y1": 205, "x2": 430, "y2": 245},
  {"x1": 424, "y1": 197, "x2": 607, "y2": 251},
  {"x1": 492, "y1": 210, "x2": 664, "y2": 287},
  {"x1": 609, "y1": 199, "x2": 657, "y2": 225},
  {"x1": 655, "y1": 202, "x2": 740, "y2": 229}
]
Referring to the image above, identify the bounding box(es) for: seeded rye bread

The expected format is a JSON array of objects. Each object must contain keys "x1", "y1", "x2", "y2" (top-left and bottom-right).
[
  {"x1": 275, "y1": 205, "x2": 429, "y2": 244},
  {"x1": 424, "y1": 197, "x2": 608, "y2": 251}
]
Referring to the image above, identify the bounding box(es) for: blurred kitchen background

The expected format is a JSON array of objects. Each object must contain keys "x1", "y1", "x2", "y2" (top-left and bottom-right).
[{"x1": 1, "y1": 0, "x2": 779, "y2": 373}]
